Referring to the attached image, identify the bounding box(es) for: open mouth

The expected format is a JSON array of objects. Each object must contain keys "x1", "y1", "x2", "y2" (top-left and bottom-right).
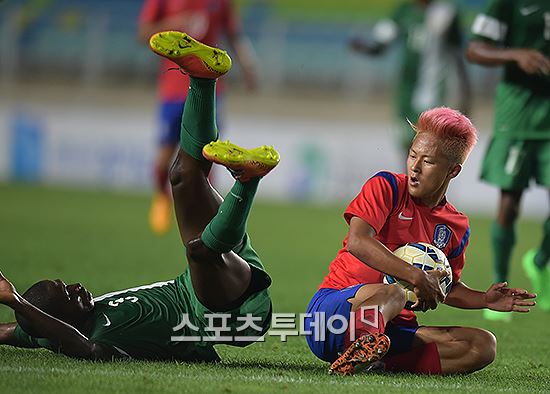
[
  {"x1": 409, "y1": 175, "x2": 419, "y2": 187},
  {"x1": 70, "y1": 285, "x2": 93, "y2": 308}
]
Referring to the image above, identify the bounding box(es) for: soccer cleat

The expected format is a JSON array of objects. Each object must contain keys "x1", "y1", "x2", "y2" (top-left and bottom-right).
[
  {"x1": 149, "y1": 31, "x2": 232, "y2": 79},
  {"x1": 522, "y1": 249, "x2": 544, "y2": 294},
  {"x1": 149, "y1": 192, "x2": 171, "y2": 235},
  {"x1": 483, "y1": 309, "x2": 512, "y2": 322},
  {"x1": 202, "y1": 140, "x2": 280, "y2": 182},
  {"x1": 523, "y1": 249, "x2": 550, "y2": 311},
  {"x1": 328, "y1": 332, "x2": 390, "y2": 376}
]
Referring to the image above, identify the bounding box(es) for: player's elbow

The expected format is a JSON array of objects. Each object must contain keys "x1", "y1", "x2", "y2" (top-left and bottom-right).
[
  {"x1": 346, "y1": 232, "x2": 361, "y2": 256},
  {"x1": 346, "y1": 232, "x2": 371, "y2": 261},
  {"x1": 169, "y1": 152, "x2": 187, "y2": 188}
]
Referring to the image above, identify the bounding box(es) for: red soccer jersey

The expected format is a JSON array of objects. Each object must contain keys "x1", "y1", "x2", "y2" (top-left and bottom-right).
[
  {"x1": 319, "y1": 171, "x2": 471, "y2": 325},
  {"x1": 139, "y1": 0, "x2": 240, "y2": 101}
]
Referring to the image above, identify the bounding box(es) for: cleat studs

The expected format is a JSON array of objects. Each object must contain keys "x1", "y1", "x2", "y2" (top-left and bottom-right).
[{"x1": 367, "y1": 335, "x2": 375, "y2": 343}]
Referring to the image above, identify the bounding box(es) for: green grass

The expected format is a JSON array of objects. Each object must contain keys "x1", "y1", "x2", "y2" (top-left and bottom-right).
[{"x1": 0, "y1": 182, "x2": 549, "y2": 393}]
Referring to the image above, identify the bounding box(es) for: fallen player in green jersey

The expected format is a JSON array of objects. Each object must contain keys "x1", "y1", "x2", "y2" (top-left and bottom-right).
[{"x1": 0, "y1": 32, "x2": 279, "y2": 361}]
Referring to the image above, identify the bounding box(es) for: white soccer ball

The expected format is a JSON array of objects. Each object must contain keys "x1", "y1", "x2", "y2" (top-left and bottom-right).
[{"x1": 383, "y1": 242, "x2": 452, "y2": 310}]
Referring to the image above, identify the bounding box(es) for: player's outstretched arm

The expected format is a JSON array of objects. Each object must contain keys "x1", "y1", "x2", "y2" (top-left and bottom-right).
[
  {"x1": 0, "y1": 271, "x2": 118, "y2": 360},
  {"x1": 484, "y1": 282, "x2": 536, "y2": 313},
  {"x1": 444, "y1": 281, "x2": 491, "y2": 309},
  {"x1": 466, "y1": 41, "x2": 550, "y2": 76},
  {"x1": 444, "y1": 281, "x2": 536, "y2": 312}
]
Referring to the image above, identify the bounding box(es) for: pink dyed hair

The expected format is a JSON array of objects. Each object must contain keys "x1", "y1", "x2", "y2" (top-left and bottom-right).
[{"x1": 411, "y1": 107, "x2": 478, "y2": 164}]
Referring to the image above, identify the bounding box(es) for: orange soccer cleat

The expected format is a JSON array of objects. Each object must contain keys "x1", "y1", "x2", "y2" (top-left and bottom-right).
[{"x1": 328, "y1": 332, "x2": 391, "y2": 376}]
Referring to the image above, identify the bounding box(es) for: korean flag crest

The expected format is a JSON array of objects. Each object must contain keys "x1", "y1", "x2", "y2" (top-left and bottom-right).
[{"x1": 433, "y1": 224, "x2": 452, "y2": 249}]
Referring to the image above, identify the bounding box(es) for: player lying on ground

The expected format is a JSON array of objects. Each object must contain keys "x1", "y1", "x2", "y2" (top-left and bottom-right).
[
  {"x1": 0, "y1": 32, "x2": 279, "y2": 361},
  {"x1": 304, "y1": 107, "x2": 536, "y2": 375}
]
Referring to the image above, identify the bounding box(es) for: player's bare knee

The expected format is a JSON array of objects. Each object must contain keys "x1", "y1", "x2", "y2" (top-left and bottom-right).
[
  {"x1": 375, "y1": 284, "x2": 406, "y2": 318},
  {"x1": 186, "y1": 237, "x2": 218, "y2": 263},
  {"x1": 471, "y1": 329, "x2": 497, "y2": 369},
  {"x1": 384, "y1": 283, "x2": 406, "y2": 306},
  {"x1": 169, "y1": 155, "x2": 186, "y2": 187}
]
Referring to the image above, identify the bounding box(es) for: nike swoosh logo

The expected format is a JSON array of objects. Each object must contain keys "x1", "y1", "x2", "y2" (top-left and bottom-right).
[
  {"x1": 520, "y1": 5, "x2": 540, "y2": 16},
  {"x1": 398, "y1": 212, "x2": 414, "y2": 221},
  {"x1": 102, "y1": 313, "x2": 111, "y2": 327}
]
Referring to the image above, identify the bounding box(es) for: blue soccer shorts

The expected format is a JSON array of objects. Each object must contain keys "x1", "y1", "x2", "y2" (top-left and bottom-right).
[{"x1": 304, "y1": 284, "x2": 419, "y2": 362}]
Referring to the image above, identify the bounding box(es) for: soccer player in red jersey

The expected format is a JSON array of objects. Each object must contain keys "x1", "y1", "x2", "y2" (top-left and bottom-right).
[
  {"x1": 138, "y1": 0, "x2": 258, "y2": 235},
  {"x1": 304, "y1": 107, "x2": 536, "y2": 375}
]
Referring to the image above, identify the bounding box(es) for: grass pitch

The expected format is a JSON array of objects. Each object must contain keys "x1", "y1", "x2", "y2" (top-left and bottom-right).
[{"x1": 0, "y1": 183, "x2": 549, "y2": 393}]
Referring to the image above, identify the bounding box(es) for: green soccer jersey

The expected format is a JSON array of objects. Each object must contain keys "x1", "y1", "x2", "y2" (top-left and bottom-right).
[
  {"x1": 471, "y1": 0, "x2": 550, "y2": 139},
  {"x1": 13, "y1": 268, "x2": 272, "y2": 361},
  {"x1": 373, "y1": 1, "x2": 463, "y2": 123}
]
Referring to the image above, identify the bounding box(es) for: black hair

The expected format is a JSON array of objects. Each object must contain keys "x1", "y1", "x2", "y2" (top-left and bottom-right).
[{"x1": 15, "y1": 280, "x2": 62, "y2": 338}]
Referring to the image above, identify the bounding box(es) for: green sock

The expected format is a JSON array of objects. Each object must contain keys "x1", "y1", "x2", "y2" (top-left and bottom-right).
[
  {"x1": 491, "y1": 221, "x2": 516, "y2": 283},
  {"x1": 180, "y1": 77, "x2": 218, "y2": 160},
  {"x1": 201, "y1": 178, "x2": 261, "y2": 253},
  {"x1": 535, "y1": 217, "x2": 550, "y2": 269}
]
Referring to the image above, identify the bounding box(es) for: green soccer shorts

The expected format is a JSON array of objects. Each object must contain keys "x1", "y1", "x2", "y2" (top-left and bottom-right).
[
  {"x1": 178, "y1": 233, "x2": 272, "y2": 346},
  {"x1": 480, "y1": 137, "x2": 550, "y2": 190}
]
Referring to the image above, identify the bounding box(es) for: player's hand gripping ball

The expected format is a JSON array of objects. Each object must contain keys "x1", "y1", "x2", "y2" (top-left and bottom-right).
[{"x1": 383, "y1": 242, "x2": 452, "y2": 310}]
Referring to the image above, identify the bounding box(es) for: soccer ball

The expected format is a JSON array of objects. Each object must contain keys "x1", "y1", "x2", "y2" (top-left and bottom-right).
[{"x1": 383, "y1": 242, "x2": 452, "y2": 310}]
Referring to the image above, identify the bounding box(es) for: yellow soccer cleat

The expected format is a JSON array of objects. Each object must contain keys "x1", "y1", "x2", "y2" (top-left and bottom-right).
[
  {"x1": 328, "y1": 332, "x2": 390, "y2": 376},
  {"x1": 149, "y1": 192, "x2": 171, "y2": 235},
  {"x1": 202, "y1": 140, "x2": 280, "y2": 182},
  {"x1": 149, "y1": 31, "x2": 232, "y2": 79}
]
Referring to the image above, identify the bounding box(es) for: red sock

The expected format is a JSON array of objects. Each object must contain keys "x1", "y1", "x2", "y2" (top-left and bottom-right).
[
  {"x1": 384, "y1": 342, "x2": 442, "y2": 374},
  {"x1": 343, "y1": 308, "x2": 386, "y2": 349},
  {"x1": 154, "y1": 165, "x2": 170, "y2": 195}
]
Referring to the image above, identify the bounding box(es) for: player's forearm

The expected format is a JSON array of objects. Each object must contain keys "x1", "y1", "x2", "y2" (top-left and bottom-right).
[
  {"x1": 444, "y1": 281, "x2": 487, "y2": 309},
  {"x1": 6, "y1": 295, "x2": 96, "y2": 358},
  {"x1": 466, "y1": 41, "x2": 520, "y2": 67},
  {"x1": 347, "y1": 235, "x2": 422, "y2": 286}
]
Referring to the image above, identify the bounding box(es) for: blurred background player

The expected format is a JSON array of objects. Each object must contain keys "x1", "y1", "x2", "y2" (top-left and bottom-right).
[
  {"x1": 349, "y1": 0, "x2": 471, "y2": 156},
  {"x1": 0, "y1": 32, "x2": 278, "y2": 361},
  {"x1": 466, "y1": 0, "x2": 550, "y2": 321},
  {"x1": 304, "y1": 107, "x2": 536, "y2": 375},
  {"x1": 138, "y1": 0, "x2": 259, "y2": 235}
]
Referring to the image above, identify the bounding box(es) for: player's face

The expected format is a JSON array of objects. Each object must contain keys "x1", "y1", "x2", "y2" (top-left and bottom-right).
[
  {"x1": 49, "y1": 279, "x2": 95, "y2": 318},
  {"x1": 406, "y1": 133, "x2": 460, "y2": 207}
]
